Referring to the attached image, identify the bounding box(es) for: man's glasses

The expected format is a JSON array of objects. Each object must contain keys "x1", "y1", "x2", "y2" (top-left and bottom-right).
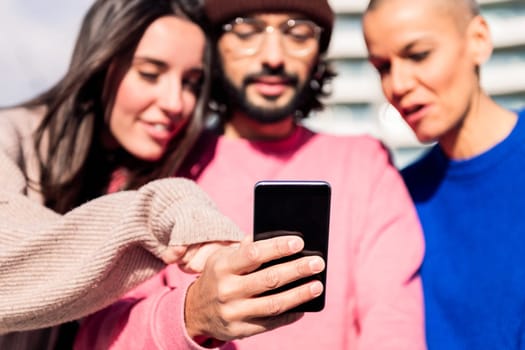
[{"x1": 221, "y1": 17, "x2": 322, "y2": 58}]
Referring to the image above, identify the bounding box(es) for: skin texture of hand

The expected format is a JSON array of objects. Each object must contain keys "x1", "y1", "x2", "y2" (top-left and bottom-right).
[
  {"x1": 160, "y1": 245, "x2": 189, "y2": 265},
  {"x1": 184, "y1": 233, "x2": 326, "y2": 342},
  {"x1": 160, "y1": 242, "x2": 239, "y2": 273}
]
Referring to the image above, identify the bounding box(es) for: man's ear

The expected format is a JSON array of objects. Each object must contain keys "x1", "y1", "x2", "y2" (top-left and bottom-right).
[{"x1": 467, "y1": 15, "x2": 493, "y2": 66}]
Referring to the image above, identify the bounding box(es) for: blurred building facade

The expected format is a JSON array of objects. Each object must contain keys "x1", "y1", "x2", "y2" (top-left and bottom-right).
[{"x1": 304, "y1": 0, "x2": 525, "y2": 168}]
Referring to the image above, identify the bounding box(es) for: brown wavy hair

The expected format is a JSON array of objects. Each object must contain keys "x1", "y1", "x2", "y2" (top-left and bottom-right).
[{"x1": 14, "y1": 0, "x2": 209, "y2": 213}]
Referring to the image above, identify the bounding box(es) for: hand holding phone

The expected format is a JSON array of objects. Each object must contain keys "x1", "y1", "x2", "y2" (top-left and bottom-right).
[{"x1": 253, "y1": 180, "x2": 331, "y2": 312}]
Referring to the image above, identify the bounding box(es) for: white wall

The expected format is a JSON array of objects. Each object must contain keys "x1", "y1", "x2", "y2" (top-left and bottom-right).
[{"x1": 0, "y1": 0, "x2": 92, "y2": 105}]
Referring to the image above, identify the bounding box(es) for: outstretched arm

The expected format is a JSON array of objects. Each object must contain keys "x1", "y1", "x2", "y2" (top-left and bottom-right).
[{"x1": 0, "y1": 172, "x2": 244, "y2": 334}]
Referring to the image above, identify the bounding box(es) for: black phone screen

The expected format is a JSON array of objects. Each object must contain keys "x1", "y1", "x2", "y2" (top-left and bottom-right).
[{"x1": 253, "y1": 180, "x2": 331, "y2": 312}]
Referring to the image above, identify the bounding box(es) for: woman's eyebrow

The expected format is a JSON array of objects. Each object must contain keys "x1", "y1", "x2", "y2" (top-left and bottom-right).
[
  {"x1": 401, "y1": 41, "x2": 419, "y2": 53},
  {"x1": 132, "y1": 56, "x2": 168, "y2": 69}
]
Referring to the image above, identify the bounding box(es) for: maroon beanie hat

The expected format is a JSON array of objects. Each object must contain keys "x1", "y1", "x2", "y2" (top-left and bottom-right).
[{"x1": 204, "y1": 0, "x2": 335, "y2": 53}]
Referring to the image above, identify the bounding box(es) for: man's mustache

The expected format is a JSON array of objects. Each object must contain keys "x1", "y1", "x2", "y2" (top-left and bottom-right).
[{"x1": 243, "y1": 69, "x2": 299, "y2": 87}]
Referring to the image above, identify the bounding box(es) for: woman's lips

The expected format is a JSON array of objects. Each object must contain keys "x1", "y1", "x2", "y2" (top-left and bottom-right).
[
  {"x1": 141, "y1": 120, "x2": 175, "y2": 142},
  {"x1": 402, "y1": 104, "x2": 429, "y2": 127}
]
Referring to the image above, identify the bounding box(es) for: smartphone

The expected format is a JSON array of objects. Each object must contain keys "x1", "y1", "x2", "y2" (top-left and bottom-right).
[{"x1": 253, "y1": 180, "x2": 331, "y2": 312}]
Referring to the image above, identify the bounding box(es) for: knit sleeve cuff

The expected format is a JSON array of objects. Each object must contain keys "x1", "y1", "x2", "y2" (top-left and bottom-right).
[{"x1": 129, "y1": 178, "x2": 245, "y2": 258}]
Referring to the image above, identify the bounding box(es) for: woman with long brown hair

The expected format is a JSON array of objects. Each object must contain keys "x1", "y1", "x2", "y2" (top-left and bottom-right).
[{"x1": 0, "y1": 0, "x2": 243, "y2": 348}]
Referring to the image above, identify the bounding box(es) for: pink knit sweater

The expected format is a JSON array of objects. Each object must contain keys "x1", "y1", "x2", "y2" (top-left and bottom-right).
[{"x1": 75, "y1": 126, "x2": 426, "y2": 349}]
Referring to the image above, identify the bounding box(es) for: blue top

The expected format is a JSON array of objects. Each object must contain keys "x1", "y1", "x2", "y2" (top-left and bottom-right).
[{"x1": 402, "y1": 108, "x2": 525, "y2": 349}]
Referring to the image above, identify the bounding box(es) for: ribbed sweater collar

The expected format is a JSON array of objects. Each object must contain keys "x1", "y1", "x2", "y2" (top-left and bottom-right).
[{"x1": 432, "y1": 109, "x2": 525, "y2": 178}]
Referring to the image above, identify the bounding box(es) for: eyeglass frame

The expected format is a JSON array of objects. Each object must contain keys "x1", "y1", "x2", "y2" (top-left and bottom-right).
[{"x1": 221, "y1": 16, "x2": 323, "y2": 58}]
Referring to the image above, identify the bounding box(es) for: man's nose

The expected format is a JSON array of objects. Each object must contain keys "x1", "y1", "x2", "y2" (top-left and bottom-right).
[{"x1": 258, "y1": 28, "x2": 286, "y2": 69}]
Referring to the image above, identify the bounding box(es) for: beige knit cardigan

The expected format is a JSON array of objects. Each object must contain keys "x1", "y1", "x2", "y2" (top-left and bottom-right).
[{"x1": 0, "y1": 107, "x2": 244, "y2": 337}]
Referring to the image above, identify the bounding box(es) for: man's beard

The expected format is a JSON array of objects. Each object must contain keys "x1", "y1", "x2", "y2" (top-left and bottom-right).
[{"x1": 220, "y1": 66, "x2": 311, "y2": 124}]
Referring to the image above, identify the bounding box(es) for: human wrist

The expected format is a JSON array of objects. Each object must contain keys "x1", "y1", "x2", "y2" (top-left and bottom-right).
[
  {"x1": 184, "y1": 280, "x2": 226, "y2": 348},
  {"x1": 184, "y1": 280, "x2": 206, "y2": 339}
]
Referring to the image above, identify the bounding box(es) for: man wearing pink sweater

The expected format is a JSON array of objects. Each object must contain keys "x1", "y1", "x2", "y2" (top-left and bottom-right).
[{"x1": 75, "y1": 0, "x2": 426, "y2": 348}]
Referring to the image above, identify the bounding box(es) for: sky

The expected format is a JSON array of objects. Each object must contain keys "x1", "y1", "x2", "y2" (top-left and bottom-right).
[{"x1": 0, "y1": 0, "x2": 93, "y2": 106}]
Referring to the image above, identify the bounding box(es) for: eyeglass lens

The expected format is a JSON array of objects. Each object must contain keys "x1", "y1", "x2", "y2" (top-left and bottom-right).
[{"x1": 223, "y1": 17, "x2": 321, "y2": 57}]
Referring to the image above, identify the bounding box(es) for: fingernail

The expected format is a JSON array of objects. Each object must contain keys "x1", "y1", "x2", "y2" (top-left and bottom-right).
[
  {"x1": 309, "y1": 257, "x2": 325, "y2": 273},
  {"x1": 288, "y1": 237, "x2": 302, "y2": 251},
  {"x1": 310, "y1": 281, "x2": 323, "y2": 296}
]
